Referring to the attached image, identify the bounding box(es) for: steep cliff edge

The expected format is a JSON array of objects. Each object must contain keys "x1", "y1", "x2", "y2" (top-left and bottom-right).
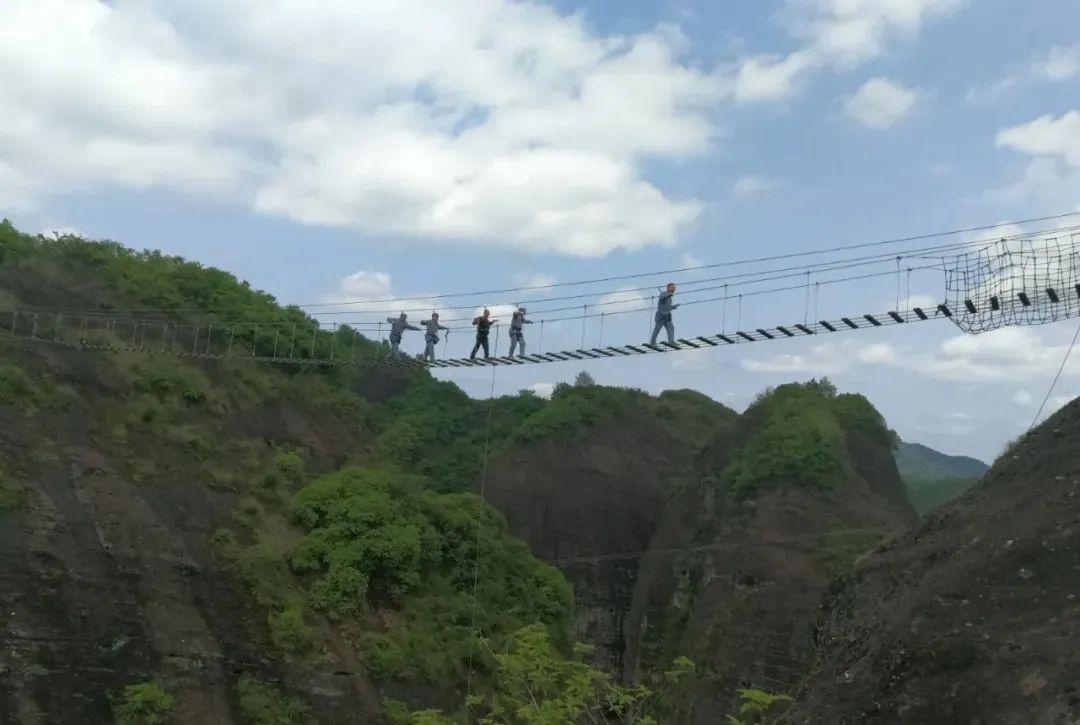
[
  {"x1": 793, "y1": 397, "x2": 1080, "y2": 724},
  {"x1": 485, "y1": 380, "x2": 918, "y2": 718}
]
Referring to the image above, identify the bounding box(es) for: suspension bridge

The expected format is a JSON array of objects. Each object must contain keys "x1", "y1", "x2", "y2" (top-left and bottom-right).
[{"x1": 4, "y1": 218, "x2": 1080, "y2": 370}]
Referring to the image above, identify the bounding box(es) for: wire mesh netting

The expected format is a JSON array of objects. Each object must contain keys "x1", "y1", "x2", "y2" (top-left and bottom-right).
[{"x1": 945, "y1": 230, "x2": 1080, "y2": 333}]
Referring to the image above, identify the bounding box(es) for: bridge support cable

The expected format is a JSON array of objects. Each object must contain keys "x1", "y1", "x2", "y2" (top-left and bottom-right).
[{"x1": 0, "y1": 302, "x2": 949, "y2": 370}]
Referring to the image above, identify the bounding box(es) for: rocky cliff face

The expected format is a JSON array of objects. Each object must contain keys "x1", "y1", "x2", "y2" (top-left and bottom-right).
[
  {"x1": 0, "y1": 342, "x2": 385, "y2": 724},
  {"x1": 793, "y1": 398, "x2": 1080, "y2": 724},
  {"x1": 485, "y1": 384, "x2": 918, "y2": 719}
]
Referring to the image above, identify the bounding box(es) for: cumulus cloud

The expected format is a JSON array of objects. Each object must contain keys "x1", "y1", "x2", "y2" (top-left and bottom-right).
[
  {"x1": 843, "y1": 77, "x2": 917, "y2": 129},
  {"x1": 1033, "y1": 43, "x2": 1080, "y2": 81},
  {"x1": 0, "y1": 0, "x2": 724, "y2": 257},
  {"x1": 912, "y1": 327, "x2": 1080, "y2": 383},
  {"x1": 337, "y1": 271, "x2": 394, "y2": 302},
  {"x1": 990, "y1": 111, "x2": 1080, "y2": 226},
  {"x1": 725, "y1": 0, "x2": 962, "y2": 103},
  {"x1": 996, "y1": 111, "x2": 1080, "y2": 168}
]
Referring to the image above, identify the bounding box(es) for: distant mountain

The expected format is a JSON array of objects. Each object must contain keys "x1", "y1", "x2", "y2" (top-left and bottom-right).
[
  {"x1": 895, "y1": 441, "x2": 989, "y2": 480},
  {"x1": 894, "y1": 441, "x2": 989, "y2": 515}
]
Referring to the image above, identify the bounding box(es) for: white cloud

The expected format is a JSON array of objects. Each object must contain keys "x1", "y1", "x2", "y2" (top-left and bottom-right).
[
  {"x1": 514, "y1": 274, "x2": 557, "y2": 291},
  {"x1": 843, "y1": 77, "x2": 917, "y2": 129},
  {"x1": 996, "y1": 111, "x2": 1080, "y2": 168},
  {"x1": 990, "y1": 111, "x2": 1080, "y2": 222},
  {"x1": 679, "y1": 252, "x2": 704, "y2": 268},
  {"x1": 337, "y1": 271, "x2": 394, "y2": 302},
  {"x1": 911, "y1": 327, "x2": 1080, "y2": 383},
  {"x1": 892, "y1": 293, "x2": 939, "y2": 311},
  {"x1": 595, "y1": 287, "x2": 651, "y2": 315},
  {"x1": 1012, "y1": 389, "x2": 1033, "y2": 406},
  {"x1": 1034, "y1": 43, "x2": 1080, "y2": 81},
  {"x1": 740, "y1": 340, "x2": 867, "y2": 375},
  {"x1": 0, "y1": 0, "x2": 722, "y2": 258},
  {"x1": 731, "y1": 175, "x2": 776, "y2": 200},
  {"x1": 40, "y1": 224, "x2": 83, "y2": 238},
  {"x1": 727, "y1": 51, "x2": 814, "y2": 103},
  {"x1": 725, "y1": 0, "x2": 962, "y2": 103},
  {"x1": 857, "y1": 342, "x2": 895, "y2": 364},
  {"x1": 787, "y1": 0, "x2": 965, "y2": 68},
  {"x1": 527, "y1": 382, "x2": 555, "y2": 399}
]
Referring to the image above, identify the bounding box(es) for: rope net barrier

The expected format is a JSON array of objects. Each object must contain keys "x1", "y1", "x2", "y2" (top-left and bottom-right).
[{"x1": 947, "y1": 229, "x2": 1080, "y2": 333}]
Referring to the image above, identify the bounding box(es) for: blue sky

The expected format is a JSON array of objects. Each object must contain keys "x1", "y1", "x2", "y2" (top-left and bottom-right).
[{"x1": 3, "y1": 0, "x2": 1080, "y2": 461}]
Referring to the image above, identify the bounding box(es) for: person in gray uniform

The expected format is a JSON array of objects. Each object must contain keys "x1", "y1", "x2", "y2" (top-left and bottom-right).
[
  {"x1": 386, "y1": 312, "x2": 419, "y2": 359},
  {"x1": 508, "y1": 306, "x2": 533, "y2": 357},
  {"x1": 420, "y1": 312, "x2": 449, "y2": 361},
  {"x1": 650, "y1": 282, "x2": 678, "y2": 346}
]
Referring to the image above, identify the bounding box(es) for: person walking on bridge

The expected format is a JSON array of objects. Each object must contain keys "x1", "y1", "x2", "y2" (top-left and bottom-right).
[
  {"x1": 508, "y1": 306, "x2": 533, "y2": 357},
  {"x1": 650, "y1": 282, "x2": 679, "y2": 346},
  {"x1": 421, "y1": 312, "x2": 449, "y2": 361},
  {"x1": 386, "y1": 312, "x2": 419, "y2": 359},
  {"x1": 470, "y1": 308, "x2": 498, "y2": 359}
]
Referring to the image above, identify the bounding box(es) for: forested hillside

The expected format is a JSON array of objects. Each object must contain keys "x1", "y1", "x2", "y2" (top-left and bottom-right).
[
  {"x1": 0, "y1": 221, "x2": 958, "y2": 724},
  {"x1": 894, "y1": 441, "x2": 989, "y2": 515}
]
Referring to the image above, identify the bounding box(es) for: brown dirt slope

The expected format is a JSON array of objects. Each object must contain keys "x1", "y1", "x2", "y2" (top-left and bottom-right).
[{"x1": 793, "y1": 397, "x2": 1080, "y2": 724}]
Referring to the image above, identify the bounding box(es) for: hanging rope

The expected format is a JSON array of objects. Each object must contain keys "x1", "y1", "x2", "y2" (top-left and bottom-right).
[
  {"x1": 895, "y1": 256, "x2": 902, "y2": 311},
  {"x1": 722, "y1": 285, "x2": 728, "y2": 333},
  {"x1": 647, "y1": 295, "x2": 655, "y2": 339},
  {"x1": 464, "y1": 341, "x2": 500, "y2": 715},
  {"x1": 598, "y1": 313, "x2": 605, "y2": 347},
  {"x1": 581, "y1": 305, "x2": 587, "y2": 349},
  {"x1": 539, "y1": 319, "x2": 545, "y2": 354},
  {"x1": 804, "y1": 271, "x2": 811, "y2": 324},
  {"x1": 1029, "y1": 317, "x2": 1080, "y2": 431}
]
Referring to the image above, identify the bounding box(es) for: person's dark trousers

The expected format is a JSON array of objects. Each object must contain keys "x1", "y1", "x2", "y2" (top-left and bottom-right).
[{"x1": 470, "y1": 336, "x2": 490, "y2": 359}]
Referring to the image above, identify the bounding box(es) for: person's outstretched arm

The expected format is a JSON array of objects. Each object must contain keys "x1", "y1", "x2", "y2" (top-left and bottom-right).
[{"x1": 407, "y1": 323, "x2": 420, "y2": 331}]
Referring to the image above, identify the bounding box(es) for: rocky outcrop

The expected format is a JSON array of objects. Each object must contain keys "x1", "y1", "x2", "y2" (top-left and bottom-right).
[{"x1": 793, "y1": 398, "x2": 1080, "y2": 724}]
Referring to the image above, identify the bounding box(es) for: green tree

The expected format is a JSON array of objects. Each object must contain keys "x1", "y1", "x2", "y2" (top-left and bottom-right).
[
  {"x1": 397, "y1": 623, "x2": 695, "y2": 724},
  {"x1": 113, "y1": 681, "x2": 175, "y2": 725},
  {"x1": 573, "y1": 371, "x2": 595, "y2": 387}
]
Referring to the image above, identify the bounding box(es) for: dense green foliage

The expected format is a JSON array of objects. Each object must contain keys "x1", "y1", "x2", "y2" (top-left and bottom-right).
[
  {"x1": 236, "y1": 677, "x2": 310, "y2": 725},
  {"x1": 392, "y1": 623, "x2": 697, "y2": 724},
  {"x1": 511, "y1": 383, "x2": 646, "y2": 443},
  {"x1": 288, "y1": 467, "x2": 573, "y2": 683},
  {"x1": 368, "y1": 376, "x2": 544, "y2": 492},
  {"x1": 112, "y1": 681, "x2": 175, "y2": 725},
  {"x1": 724, "y1": 379, "x2": 893, "y2": 496}
]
